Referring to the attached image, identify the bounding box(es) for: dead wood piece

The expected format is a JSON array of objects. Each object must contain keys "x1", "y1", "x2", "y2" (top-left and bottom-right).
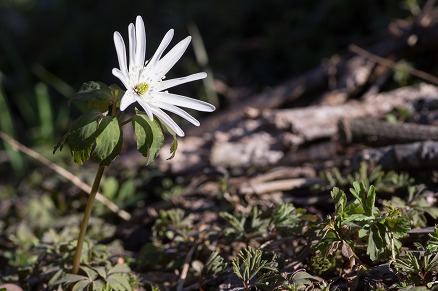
[
  {"x1": 210, "y1": 132, "x2": 284, "y2": 169},
  {"x1": 281, "y1": 141, "x2": 339, "y2": 167},
  {"x1": 248, "y1": 166, "x2": 316, "y2": 184},
  {"x1": 351, "y1": 140, "x2": 438, "y2": 171},
  {"x1": 263, "y1": 83, "x2": 438, "y2": 142},
  {"x1": 189, "y1": 18, "x2": 438, "y2": 137},
  {"x1": 239, "y1": 177, "x2": 322, "y2": 195},
  {"x1": 339, "y1": 118, "x2": 438, "y2": 146}
]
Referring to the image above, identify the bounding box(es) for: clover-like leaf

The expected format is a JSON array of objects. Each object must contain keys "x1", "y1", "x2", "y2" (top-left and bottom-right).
[{"x1": 132, "y1": 113, "x2": 164, "y2": 165}]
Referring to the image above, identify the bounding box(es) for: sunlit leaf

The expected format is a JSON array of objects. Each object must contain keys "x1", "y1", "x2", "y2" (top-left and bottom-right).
[
  {"x1": 107, "y1": 263, "x2": 131, "y2": 274},
  {"x1": 92, "y1": 116, "x2": 123, "y2": 166},
  {"x1": 106, "y1": 274, "x2": 132, "y2": 291},
  {"x1": 72, "y1": 279, "x2": 91, "y2": 291}
]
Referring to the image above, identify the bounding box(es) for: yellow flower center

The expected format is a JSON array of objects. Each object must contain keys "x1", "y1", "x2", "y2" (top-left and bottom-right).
[{"x1": 134, "y1": 82, "x2": 149, "y2": 95}]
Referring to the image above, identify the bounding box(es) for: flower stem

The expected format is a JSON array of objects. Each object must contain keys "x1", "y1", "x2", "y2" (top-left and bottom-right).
[{"x1": 72, "y1": 165, "x2": 106, "y2": 274}]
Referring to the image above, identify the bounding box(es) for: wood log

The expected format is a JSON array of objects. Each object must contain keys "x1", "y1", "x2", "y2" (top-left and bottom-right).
[
  {"x1": 351, "y1": 140, "x2": 438, "y2": 171},
  {"x1": 338, "y1": 118, "x2": 438, "y2": 146},
  {"x1": 262, "y1": 83, "x2": 438, "y2": 142},
  {"x1": 161, "y1": 83, "x2": 438, "y2": 174},
  {"x1": 188, "y1": 18, "x2": 438, "y2": 137}
]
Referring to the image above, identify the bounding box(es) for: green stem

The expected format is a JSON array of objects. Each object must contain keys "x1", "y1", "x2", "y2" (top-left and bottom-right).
[{"x1": 72, "y1": 165, "x2": 106, "y2": 274}]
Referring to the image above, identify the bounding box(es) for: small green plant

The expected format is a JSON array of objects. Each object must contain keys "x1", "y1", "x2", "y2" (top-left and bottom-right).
[
  {"x1": 383, "y1": 186, "x2": 438, "y2": 228},
  {"x1": 152, "y1": 208, "x2": 194, "y2": 244},
  {"x1": 280, "y1": 270, "x2": 328, "y2": 291},
  {"x1": 319, "y1": 162, "x2": 414, "y2": 194},
  {"x1": 231, "y1": 246, "x2": 280, "y2": 290},
  {"x1": 395, "y1": 250, "x2": 438, "y2": 288},
  {"x1": 220, "y1": 203, "x2": 306, "y2": 243},
  {"x1": 393, "y1": 226, "x2": 438, "y2": 289},
  {"x1": 52, "y1": 264, "x2": 136, "y2": 291},
  {"x1": 313, "y1": 181, "x2": 411, "y2": 273}
]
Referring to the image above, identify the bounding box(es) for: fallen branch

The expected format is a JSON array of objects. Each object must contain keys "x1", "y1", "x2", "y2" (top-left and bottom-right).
[
  {"x1": 0, "y1": 130, "x2": 131, "y2": 221},
  {"x1": 351, "y1": 140, "x2": 438, "y2": 171},
  {"x1": 338, "y1": 118, "x2": 438, "y2": 146}
]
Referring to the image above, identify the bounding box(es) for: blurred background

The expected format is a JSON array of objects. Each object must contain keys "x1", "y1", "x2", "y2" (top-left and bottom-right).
[
  {"x1": 0, "y1": 1, "x2": 413, "y2": 168},
  {"x1": 0, "y1": 0, "x2": 418, "y2": 200}
]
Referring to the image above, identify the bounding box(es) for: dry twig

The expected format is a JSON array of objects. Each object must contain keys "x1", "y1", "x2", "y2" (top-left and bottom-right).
[{"x1": 0, "y1": 130, "x2": 131, "y2": 221}]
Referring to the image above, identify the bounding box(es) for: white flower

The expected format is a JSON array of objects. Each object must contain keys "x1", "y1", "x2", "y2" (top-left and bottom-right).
[{"x1": 112, "y1": 16, "x2": 215, "y2": 137}]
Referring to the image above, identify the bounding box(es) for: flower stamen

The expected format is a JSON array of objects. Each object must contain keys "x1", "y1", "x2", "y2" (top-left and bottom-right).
[{"x1": 134, "y1": 82, "x2": 149, "y2": 95}]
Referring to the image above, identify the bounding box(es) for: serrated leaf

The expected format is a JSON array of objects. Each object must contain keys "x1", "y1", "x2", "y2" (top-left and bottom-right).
[
  {"x1": 80, "y1": 266, "x2": 98, "y2": 280},
  {"x1": 72, "y1": 279, "x2": 91, "y2": 291},
  {"x1": 92, "y1": 116, "x2": 122, "y2": 166},
  {"x1": 365, "y1": 185, "x2": 376, "y2": 216},
  {"x1": 132, "y1": 114, "x2": 164, "y2": 164},
  {"x1": 106, "y1": 274, "x2": 132, "y2": 291},
  {"x1": 331, "y1": 187, "x2": 346, "y2": 216},
  {"x1": 72, "y1": 81, "x2": 113, "y2": 112},
  {"x1": 107, "y1": 263, "x2": 131, "y2": 274},
  {"x1": 94, "y1": 266, "x2": 107, "y2": 279},
  {"x1": 343, "y1": 214, "x2": 372, "y2": 224},
  {"x1": 53, "y1": 274, "x2": 88, "y2": 285},
  {"x1": 92, "y1": 280, "x2": 106, "y2": 290}
]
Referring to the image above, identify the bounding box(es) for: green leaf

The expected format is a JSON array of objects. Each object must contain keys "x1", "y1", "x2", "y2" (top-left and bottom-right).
[
  {"x1": 367, "y1": 226, "x2": 379, "y2": 261},
  {"x1": 155, "y1": 117, "x2": 179, "y2": 159},
  {"x1": 331, "y1": 187, "x2": 346, "y2": 216},
  {"x1": 109, "y1": 84, "x2": 125, "y2": 105},
  {"x1": 132, "y1": 114, "x2": 164, "y2": 165},
  {"x1": 65, "y1": 109, "x2": 102, "y2": 165},
  {"x1": 92, "y1": 280, "x2": 106, "y2": 290},
  {"x1": 106, "y1": 274, "x2": 132, "y2": 291},
  {"x1": 72, "y1": 81, "x2": 113, "y2": 112},
  {"x1": 53, "y1": 274, "x2": 88, "y2": 285},
  {"x1": 107, "y1": 263, "x2": 131, "y2": 274},
  {"x1": 365, "y1": 185, "x2": 376, "y2": 216},
  {"x1": 72, "y1": 279, "x2": 91, "y2": 291},
  {"x1": 92, "y1": 116, "x2": 123, "y2": 166},
  {"x1": 94, "y1": 266, "x2": 107, "y2": 279},
  {"x1": 342, "y1": 214, "x2": 372, "y2": 224},
  {"x1": 168, "y1": 137, "x2": 178, "y2": 160},
  {"x1": 80, "y1": 266, "x2": 98, "y2": 280}
]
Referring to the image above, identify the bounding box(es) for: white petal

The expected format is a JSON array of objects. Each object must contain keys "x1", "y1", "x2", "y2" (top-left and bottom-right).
[
  {"x1": 152, "y1": 92, "x2": 215, "y2": 112},
  {"x1": 120, "y1": 92, "x2": 136, "y2": 111},
  {"x1": 128, "y1": 23, "x2": 136, "y2": 71},
  {"x1": 112, "y1": 68, "x2": 130, "y2": 89},
  {"x1": 147, "y1": 29, "x2": 174, "y2": 69},
  {"x1": 113, "y1": 32, "x2": 128, "y2": 76},
  {"x1": 150, "y1": 105, "x2": 185, "y2": 137},
  {"x1": 156, "y1": 102, "x2": 200, "y2": 126},
  {"x1": 137, "y1": 98, "x2": 154, "y2": 121},
  {"x1": 153, "y1": 36, "x2": 191, "y2": 78},
  {"x1": 135, "y1": 16, "x2": 146, "y2": 67},
  {"x1": 156, "y1": 72, "x2": 207, "y2": 91}
]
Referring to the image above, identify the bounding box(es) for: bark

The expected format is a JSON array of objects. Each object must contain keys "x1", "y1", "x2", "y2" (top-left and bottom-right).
[
  {"x1": 351, "y1": 140, "x2": 438, "y2": 171},
  {"x1": 338, "y1": 118, "x2": 438, "y2": 146}
]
